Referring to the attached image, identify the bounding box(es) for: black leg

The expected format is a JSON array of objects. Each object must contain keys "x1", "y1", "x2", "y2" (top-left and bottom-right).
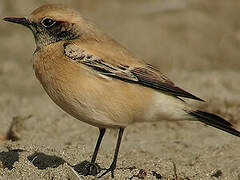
[
  {"x1": 99, "y1": 127, "x2": 124, "y2": 178},
  {"x1": 91, "y1": 128, "x2": 106, "y2": 163},
  {"x1": 74, "y1": 128, "x2": 105, "y2": 176}
]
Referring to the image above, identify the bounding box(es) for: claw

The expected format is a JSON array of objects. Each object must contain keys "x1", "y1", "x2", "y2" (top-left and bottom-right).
[
  {"x1": 98, "y1": 163, "x2": 116, "y2": 178},
  {"x1": 73, "y1": 160, "x2": 101, "y2": 176}
]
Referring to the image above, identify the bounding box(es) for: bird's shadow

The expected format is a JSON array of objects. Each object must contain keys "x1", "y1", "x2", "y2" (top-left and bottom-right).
[
  {"x1": 0, "y1": 149, "x2": 66, "y2": 170},
  {"x1": 0, "y1": 149, "x2": 163, "y2": 179},
  {"x1": 0, "y1": 149, "x2": 100, "y2": 176},
  {"x1": 0, "y1": 149, "x2": 24, "y2": 170},
  {"x1": 27, "y1": 152, "x2": 66, "y2": 169}
]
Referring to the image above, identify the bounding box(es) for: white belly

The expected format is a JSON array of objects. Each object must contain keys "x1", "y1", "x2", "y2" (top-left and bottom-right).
[{"x1": 141, "y1": 92, "x2": 191, "y2": 122}]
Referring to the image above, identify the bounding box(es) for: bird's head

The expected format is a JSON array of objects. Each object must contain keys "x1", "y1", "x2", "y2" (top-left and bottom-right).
[{"x1": 4, "y1": 4, "x2": 99, "y2": 48}]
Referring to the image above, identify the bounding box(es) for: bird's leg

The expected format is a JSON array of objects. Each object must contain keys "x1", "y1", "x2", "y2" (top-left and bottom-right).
[
  {"x1": 75, "y1": 128, "x2": 105, "y2": 176},
  {"x1": 91, "y1": 128, "x2": 106, "y2": 164},
  {"x1": 86, "y1": 128, "x2": 106, "y2": 176},
  {"x1": 99, "y1": 128, "x2": 124, "y2": 178}
]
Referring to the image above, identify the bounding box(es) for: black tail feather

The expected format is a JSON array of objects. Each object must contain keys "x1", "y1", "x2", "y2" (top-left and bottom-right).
[{"x1": 189, "y1": 110, "x2": 240, "y2": 137}]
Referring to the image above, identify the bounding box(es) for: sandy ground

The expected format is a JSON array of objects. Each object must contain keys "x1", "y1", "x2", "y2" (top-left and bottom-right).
[{"x1": 0, "y1": 0, "x2": 240, "y2": 179}]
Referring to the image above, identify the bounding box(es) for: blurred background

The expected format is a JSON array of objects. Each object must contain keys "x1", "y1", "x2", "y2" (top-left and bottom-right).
[{"x1": 0, "y1": 0, "x2": 240, "y2": 179}]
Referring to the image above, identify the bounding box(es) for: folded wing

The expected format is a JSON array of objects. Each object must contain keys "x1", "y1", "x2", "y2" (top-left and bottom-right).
[{"x1": 64, "y1": 43, "x2": 203, "y2": 101}]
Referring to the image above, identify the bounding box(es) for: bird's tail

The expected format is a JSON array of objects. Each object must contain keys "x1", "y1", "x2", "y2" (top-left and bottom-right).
[{"x1": 188, "y1": 110, "x2": 240, "y2": 137}]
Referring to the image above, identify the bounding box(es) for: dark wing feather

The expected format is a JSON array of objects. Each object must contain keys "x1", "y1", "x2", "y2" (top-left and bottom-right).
[
  {"x1": 130, "y1": 65, "x2": 204, "y2": 101},
  {"x1": 64, "y1": 43, "x2": 203, "y2": 101},
  {"x1": 189, "y1": 110, "x2": 240, "y2": 137}
]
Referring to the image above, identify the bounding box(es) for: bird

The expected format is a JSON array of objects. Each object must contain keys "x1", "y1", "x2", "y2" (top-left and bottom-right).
[{"x1": 3, "y1": 4, "x2": 240, "y2": 178}]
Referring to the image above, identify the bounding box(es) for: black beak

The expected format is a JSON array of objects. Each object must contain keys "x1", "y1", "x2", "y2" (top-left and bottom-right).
[{"x1": 3, "y1": 17, "x2": 31, "y2": 27}]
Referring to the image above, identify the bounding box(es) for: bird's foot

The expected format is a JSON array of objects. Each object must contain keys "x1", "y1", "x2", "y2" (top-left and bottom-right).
[
  {"x1": 98, "y1": 162, "x2": 116, "y2": 178},
  {"x1": 73, "y1": 160, "x2": 101, "y2": 176}
]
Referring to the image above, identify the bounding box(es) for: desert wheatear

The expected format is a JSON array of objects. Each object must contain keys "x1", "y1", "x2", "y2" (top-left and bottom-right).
[{"x1": 4, "y1": 4, "x2": 240, "y2": 178}]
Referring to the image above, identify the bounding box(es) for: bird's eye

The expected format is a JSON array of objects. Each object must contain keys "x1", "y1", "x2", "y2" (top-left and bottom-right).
[{"x1": 41, "y1": 17, "x2": 56, "y2": 28}]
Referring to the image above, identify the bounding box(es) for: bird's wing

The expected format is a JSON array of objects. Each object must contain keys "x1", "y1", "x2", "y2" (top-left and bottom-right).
[{"x1": 64, "y1": 43, "x2": 203, "y2": 101}]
